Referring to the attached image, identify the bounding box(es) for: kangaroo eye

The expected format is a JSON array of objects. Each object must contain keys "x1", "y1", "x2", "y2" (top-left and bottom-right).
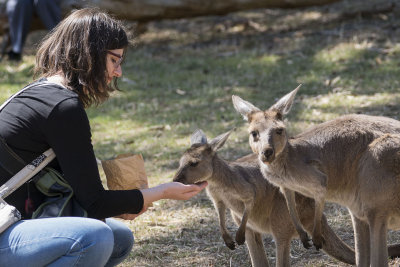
[
  {"x1": 189, "y1": 161, "x2": 198, "y2": 167},
  {"x1": 276, "y1": 128, "x2": 283, "y2": 135},
  {"x1": 250, "y1": 131, "x2": 259, "y2": 141}
]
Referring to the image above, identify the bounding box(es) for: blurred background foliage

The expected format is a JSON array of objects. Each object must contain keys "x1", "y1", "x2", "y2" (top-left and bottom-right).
[{"x1": 0, "y1": 0, "x2": 399, "y2": 265}]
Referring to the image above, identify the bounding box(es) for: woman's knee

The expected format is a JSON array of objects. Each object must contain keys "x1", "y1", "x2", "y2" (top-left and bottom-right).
[
  {"x1": 77, "y1": 218, "x2": 115, "y2": 252},
  {"x1": 57, "y1": 218, "x2": 115, "y2": 266},
  {"x1": 51, "y1": 218, "x2": 115, "y2": 267},
  {"x1": 104, "y1": 218, "x2": 134, "y2": 266},
  {"x1": 0, "y1": 217, "x2": 115, "y2": 266}
]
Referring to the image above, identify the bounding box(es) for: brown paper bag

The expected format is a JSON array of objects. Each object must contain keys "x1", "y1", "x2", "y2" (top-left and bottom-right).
[{"x1": 101, "y1": 153, "x2": 149, "y2": 191}]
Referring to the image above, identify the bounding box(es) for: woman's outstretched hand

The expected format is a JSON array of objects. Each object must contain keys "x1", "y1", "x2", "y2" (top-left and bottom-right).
[
  {"x1": 118, "y1": 182, "x2": 207, "y2": 221},
  {"x1": 140, "y1": 181, "x2": 208, "y2": 207},
  {"x1": 161, "y1": 181, "x2": 208, "y2": 200}
]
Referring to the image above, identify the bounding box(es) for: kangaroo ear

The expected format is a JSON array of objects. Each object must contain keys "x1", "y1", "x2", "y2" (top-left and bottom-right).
[
  {"x1": 232, "y1": 95, "x2": 261, "y2": 121},
  {"x1": 270, "y1": 84, "x2": 301, "y2": 115},
  {"x1": 209, "y1": 128, "x2": 235, "y2": 151},
  {"x1": 191, "y1": 129, "x2": 207, "y2": 145}
]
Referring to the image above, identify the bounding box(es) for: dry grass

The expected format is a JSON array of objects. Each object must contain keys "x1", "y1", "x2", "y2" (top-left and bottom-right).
[
  {"x1": 1, "y1": 0, "x2": 399, "y2": 266},
  {"x1": 115, "y1": 0, "x2": 400, "y2": 266}
]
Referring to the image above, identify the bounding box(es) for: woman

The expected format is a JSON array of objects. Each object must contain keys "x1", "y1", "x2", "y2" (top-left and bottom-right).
[{"x1": 0, "y1": 8, "x2": 207, "y2": 266}]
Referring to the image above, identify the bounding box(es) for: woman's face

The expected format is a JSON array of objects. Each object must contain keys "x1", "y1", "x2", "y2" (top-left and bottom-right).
[{"x1": 106, "y1": 48, "x2": 124, "y2": 84}]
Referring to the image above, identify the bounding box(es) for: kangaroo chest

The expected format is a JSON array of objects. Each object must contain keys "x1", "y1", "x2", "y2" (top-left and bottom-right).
[
  {"x1": 260, "y1": 163, "x2": 319, "y2": 199},
  {"x1": 207, "y1": 183, "x2": 275, "y2": 232}
]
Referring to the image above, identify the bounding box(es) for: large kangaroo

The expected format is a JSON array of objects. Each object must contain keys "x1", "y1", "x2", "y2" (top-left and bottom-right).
[
  {"x1": 173, "y1": 129, "x2": 356, "y2": 267},
  {"x1": 232, "y1": 86, "x2": 400, "y2": 267}
]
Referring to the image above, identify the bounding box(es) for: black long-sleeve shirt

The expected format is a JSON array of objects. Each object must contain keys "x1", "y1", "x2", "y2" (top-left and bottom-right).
[{"x1": 0, "y1": 79, "x2": 143, "y2": 219}]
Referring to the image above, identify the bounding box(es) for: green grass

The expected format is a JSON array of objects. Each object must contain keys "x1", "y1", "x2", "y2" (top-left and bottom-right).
[{"x1": 1, "y1": 0, "x2": 400, "y2": 265}]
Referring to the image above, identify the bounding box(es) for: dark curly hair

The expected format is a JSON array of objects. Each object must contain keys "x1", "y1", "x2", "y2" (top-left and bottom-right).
[{"x1": 34, "y1": 8, "x2": 129, "y2": 108}]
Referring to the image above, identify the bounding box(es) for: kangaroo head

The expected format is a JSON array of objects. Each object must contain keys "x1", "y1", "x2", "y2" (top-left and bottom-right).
[
  {"x1": 173, "y1": 129, "x2": 233, "y2": 184},
  {"x1": 232, "y1": 85, "x2": 300, "y2": 163}
]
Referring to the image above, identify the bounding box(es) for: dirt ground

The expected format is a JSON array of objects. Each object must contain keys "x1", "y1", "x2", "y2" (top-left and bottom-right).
[{"x1": 15, "y1": 0, "x2": 400, "y2": 266}]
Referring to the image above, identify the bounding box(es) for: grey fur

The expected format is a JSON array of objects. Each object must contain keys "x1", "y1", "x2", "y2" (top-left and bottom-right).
[
  {"x1": 233, "y1": 87, "x2": 400, "y2": 267},
  {"x1": 173, "y1": 130, "x2": 356, "y2": 267}
]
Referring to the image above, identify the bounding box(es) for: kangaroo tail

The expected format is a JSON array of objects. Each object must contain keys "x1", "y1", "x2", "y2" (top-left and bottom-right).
[
  {"x1": 320, "y1": 214, "x2": 400, "y2": 263},
  {"x1": 320, "y1": 215, "x2": 355, "y2": 265}
]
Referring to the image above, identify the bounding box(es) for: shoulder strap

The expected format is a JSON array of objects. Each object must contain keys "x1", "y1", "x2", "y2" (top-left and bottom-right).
[
  {"x1": 0, "y1": 81, "x2": 51, "y2": 175},
  {"x1": 0, "y1": 137, "x2": 25, "y2": 175},
  {"x1": 0, "y1": 148, "x2": 55, "y2": 198},
  {"x1": 0, "y1": 81, "x2": 58, "y2": 176},
  {"x1": 0, "y1": 81, "x2": 51, "y2": 112}
]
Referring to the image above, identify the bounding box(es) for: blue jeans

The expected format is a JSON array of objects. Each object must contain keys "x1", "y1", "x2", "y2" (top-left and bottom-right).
[{"x1": 0, "y1": 217, "x2": 134, "y2": 266}]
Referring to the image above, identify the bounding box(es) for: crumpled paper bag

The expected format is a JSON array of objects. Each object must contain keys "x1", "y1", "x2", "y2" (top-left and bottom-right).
[{"x1": 101, "y1": 153, "x2": 149, "y2": 191}]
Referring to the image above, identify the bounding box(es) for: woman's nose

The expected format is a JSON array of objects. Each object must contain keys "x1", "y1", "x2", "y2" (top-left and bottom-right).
[{"x1": 113, "y1": 65, "x2": 122, "y2": 77}]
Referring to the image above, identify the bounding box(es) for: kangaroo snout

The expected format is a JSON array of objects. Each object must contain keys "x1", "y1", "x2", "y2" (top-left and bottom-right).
[
  {"x1": 173, "y1": 177, "x2": 188, "y2": 185},
  {"x1": 261, "y1": 148, "x2": 275, "y2": 163},
  {"x1": 173, "y1": 172, "x2": 186, "y2": 184}
]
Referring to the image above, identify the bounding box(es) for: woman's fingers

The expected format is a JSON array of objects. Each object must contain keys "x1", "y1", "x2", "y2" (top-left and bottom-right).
[
  {"x1": 116, "y1": 213, "x2": 139, "y2": 220},
  {"x1": 179, "y1": 181, "x2": 208, "y2": 199},
  {"x1": 116, "y1": 204, "x2": 149, "y2": 220},
  {"x1": 195, "y1": 181, "x2": 208, "y2": 190}
]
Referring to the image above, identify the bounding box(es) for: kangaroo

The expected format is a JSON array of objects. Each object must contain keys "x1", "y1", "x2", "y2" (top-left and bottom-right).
[
  {"x1": 232, "y1": 86, "x2": 400, "y2": 267},
  {"x1": 173, "y1": 129, "x2": 356, "y2": 267}
]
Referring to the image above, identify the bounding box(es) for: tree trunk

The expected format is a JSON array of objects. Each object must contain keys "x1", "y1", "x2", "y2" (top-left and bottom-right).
[
  {"x1": 66, "y1": 0, "x2": 341, "y2": 22},
  {"x1": 1, "y1": 0, "x2": 341, "y2": 35}
]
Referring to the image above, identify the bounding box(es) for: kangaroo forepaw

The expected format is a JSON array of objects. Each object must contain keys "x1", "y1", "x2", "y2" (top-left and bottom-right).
[
  {"x1": 312, "y1": 235, "x2": 325, "y2": 251},
  {"x1": 300, "y1": 232, "x2": 312, "y2": 249},
  {"x1": 223, "y1": 235, "x2": 236, "y2": 250},
  {"x1": 224, "y1": 240, "x2": 236, "y2": 250},
  {"x1": 235, "y1": 231, "x2": 246, "y2": 245}
]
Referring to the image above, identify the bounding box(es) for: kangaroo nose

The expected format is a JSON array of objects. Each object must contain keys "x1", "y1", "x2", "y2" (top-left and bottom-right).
[
  {"x1": 173, "y1": 172, "x2": 186, "y2": 184},
  {"x1": 263, "y1": 148, "x2": 274, "y2": 159},
  {"x1": 172, "y1": 174, "x2": 181, "y2": 182}
]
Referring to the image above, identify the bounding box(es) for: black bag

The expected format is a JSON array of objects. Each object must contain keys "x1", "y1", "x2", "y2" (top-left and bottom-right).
[
  {"x1": 32, "y1": 167, "x2": 87, "y2": 218},
  {"x1": 0, "y1": 146, "x2": 57, "y2": 233}
]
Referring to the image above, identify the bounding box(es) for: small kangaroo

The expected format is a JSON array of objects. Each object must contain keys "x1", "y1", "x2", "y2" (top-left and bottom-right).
[
  {"x1": 232, "y1": 86, "x2": 400, "y2": 267},
  {"x1": 173, "y1": 129, "x2": 356, "y2": 267}
]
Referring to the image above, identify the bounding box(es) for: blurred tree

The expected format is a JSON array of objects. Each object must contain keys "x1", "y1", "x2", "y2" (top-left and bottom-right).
[
  {"x1": 67, "y1": 0, "x2": 341, "y2": 22},
  {"x1": 1, "y1": 0, "x2": 395, "y2": 37},
  {"x1": 0, "y1": 0, "x2": 341, "y2": 35}
]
